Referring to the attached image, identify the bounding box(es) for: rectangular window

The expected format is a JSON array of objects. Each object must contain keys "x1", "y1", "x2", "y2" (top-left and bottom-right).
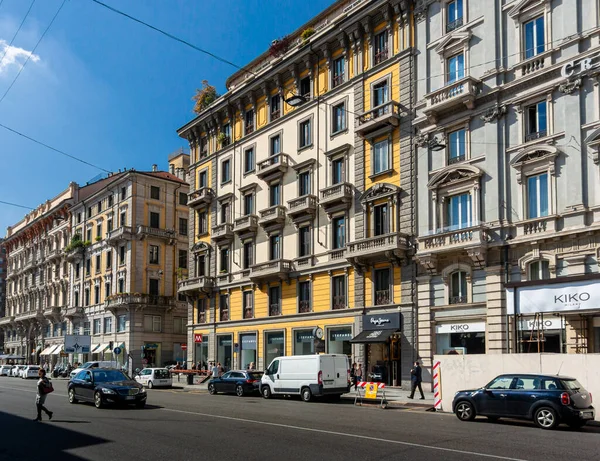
[
  {"x1": 75, "y1": 262, "x2": 81, "y2": 279},
  {"x1": 221, "y1": 124, "x2": 231, "y2": 147},
  {"x1": 178, "y1": 249, "x2": 188, "y2": 269},
  {"x1": 179, "y1": 192, "x2": 188, "y2": 206},
  {"x1": 197, "y1": 255, "x2": 206, "y2": 276},
  {"x1": 524, "y1": 16, "x2": 545, "y2": 59},
  {"x1": 332, "y1": 158, "x2": 344, "y2": 184},
  {"x1": 373, "y1": 204, "x2": 389, "y2": 236},
  {"x1": 526, "y1": 101, "x2": 547, "y2": 141},
  {"x1": 150, "y1": 186, "x2": 160, "y2": 200},
  {"x1": 298, "y1": 171, "x2": 311, "y2": 196},
  {"x1": 83, "y1": 321, "x2": 90, "y2": 336},
  {"x1": 104, "y1": 317, "x2": 112, "y2": 334},
  {"x1": 149, "y1": 212, "x2": 160, "y2": 229},
  {"x1": 244, "y1": 148, "x2": 254, "y2": 173},
  {"x1": 87, "y1": 207, "x2": 92, "y2": 219},
  {"x1": 77, "y1": 212, "x2": 82, "y2": 224},
  {"x1": 333, "y1": 57, "x2": 345, "y2": 87},
  {"x1": 118, "y1": 278, "x2": 124, "y2": 293},
  {"x1": 96, "y1": 224, "x2": 102, "y2": 240},
  {"x1": 299, "y1": 226, "x2": 311, "y2": 257},
  {"x1": 299, "y1": 119, "x2": 312, "y2": 148},
  {"x1": 149, "y1": 245, "x2": 159, "y2": 265},
  {"x1": 373, "y1": 139, "x2": 389, "y2": 175},
  {"x1": 119, "y1": 245, "x2": 126, "y2": 265},
  {"x1": 120, "y1": 212, "x2": 126, "y2": 227},
  {"x1": 221, "y1": 159, "x2": 231, "y2": 184},
  {"x1": 243, "y1": 291, "x2": 253, "y2": 319},
  {"x1": 95, "y1": 255, "x2": 101, "y2": 273},
  {"x1": 199, "y1": 137, "x2": 208, "y2": 156},
  {"x1": 106, "y1": 250, "x2": 112, "y2": 269},
  {"x1": 374, "y1": 268, "x2": 391, "y2": 305},
  {"x1": 270, "y1": 94, "x2": 281, "y2": 120},
  {"x1": 243, "y1": 241, "x2": 254, "y2": 269},
  {"x1": 300, "y1": 76, "x2": 311, "y2": 98},
  {"x1": 527, "y1": 173, "x2": 549, "y2": 219},
  {"x1": 105, "y1": 282, "x2": 111, "y2": 298},
  {"x1": 269, "y1": 183, "x2": 281, "y2": 207},
  {"x1": 198, "y1": 211, "x2": 207, "y2": 234},
  {"x1": 219, "y1": 294, "x2": 229, "y2": 321},
  {"x1": 108, "y1": 195, "x2": 113, "y2": 207},
  {"x1": 198, "y1": 171, "x2": 207, "y2": 188},
  {"x1": 245, "y1": 110, "x2": 254, "y2": 135},
  {"x1": 450, "y1": 271, "x2": 468, "y2": 303},
  {"x1": 173, "y1": 317, "x2": 186, "y2": 335},
  {"x1": 332, "y1": 102, "x2": 346, "y2": 134},
  {"x1": 269, "y1": 286, "x2": 281, "y2": 316},
  {"x1": 117, "y1": 315, "x2": 127, "y2": 332},
  {"x1": 298, "y1": 281, "x2": 311, "y2": 313},
  {"x1": 332, "y1": 216, "x2": 346, "y2": 249},
  {"x1": 332, "y1": 276, "x2": 346, "y2": 309},
  {"x1": 120, "y1": 186, "x2": 126, "y2": 200},
  {"x1": 85, "y1": 258, "x2": 91, "y2": 276},
  {"x1": 86, "y1": 228, "x2": 92, "y2": 242},
  {"x1": 529, "y1": 260, "x2": 550, "y2": 281},
  {"x1": 97, "y1": 201, "x2": 102, "y2": 213},
  {"x1": 144, "y1": 315, "x2": 162, "y2": 333},
  {"x1": 446, "y1": 193, "x2": 472, "y2": 230},
  {"x1": 149, "y1": 278, "x2": 159, "y2": 296},
  {"x1": 269, "y1": 234, "x2": 280, "y2": 260},
  {"x1": 270, "y1": 135, "x2": 281, "y2": 156},
  {"x1": 374, "y1": 31, "x2": 388, "y2": 64},
  {"x1": 221, "y1": 202, "x2": 230, "y2": 224},
  {"x1": 448, "y1": 128, "x2": 466, "y2": 164},
  {"x1": 220, "y1": 247, "x2": 229, "y2": 273},
  {"x1": 93, "y1": 318, "x2": 101, "y2": 334},
  {"x1": 447, "y1": 0, "x2": 464, "y2": 32},
  {"x1": 74, "y1": 291, "x2": 80, "y2": 307},
  {"x1": 243, "y1": 193, "x2": 254, "y2": 216},
  {"x1": 197, "y1": 299, "x2": 207, "y2": 323},
  {"x1": 179, "y1": 217, "x2": 188, "y2": 236},
  {"x1": 447, "y1": 53, "x2": 465, "y2": 83},
  {"x1": 107, "y1": 218, "x2": 113, "y2": 233}
]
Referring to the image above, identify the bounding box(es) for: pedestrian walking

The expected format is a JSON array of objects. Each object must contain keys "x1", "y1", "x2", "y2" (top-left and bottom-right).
[
  {"x1": 34, "y1": 369, "x2": 53, "y2": 422},
  {"x1": 408, "y1": 361, "x2": 425, "y2": 400},
  {"x1": 217, "y1": 362, "x2": 224, "y2": 377},
  {"x1": 355, "y1": 364, "x2": 363, "y2": 390},
  {"x1": 211, "y1": 362, "x2": 219, "y2": 378}
]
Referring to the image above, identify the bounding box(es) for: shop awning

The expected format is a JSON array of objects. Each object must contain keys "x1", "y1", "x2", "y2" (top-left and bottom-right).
[
  {"x1": 40, "y1": 345, "x2": 55, "y2": 355},
  {"x1": 50, "y1": 345, "x2": 64, "y2": 355},
  {"x1": 350, "y1": 329, "x2": 397, "y2": 344},
  {"x1": 93, "y1": 343, "x2": 109, "y2": 354},
  {"x1": 31, "y1": 346, "x2": 42, "y2": 356}
]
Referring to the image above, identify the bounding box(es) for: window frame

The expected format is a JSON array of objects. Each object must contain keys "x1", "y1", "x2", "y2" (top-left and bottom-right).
[
  {"x1": 331, "y1": 274, "x2": 347, "y2": 310},
  {"x1": 270, "y1": 93, "x2": 281, "y2": 122},
  {"x1": 297, "y1": 280, "x2": 312, "y2": 313},
  {"x1": 446, "y1": 52, "x2": 465, "y2": 84},
  {"x1": 179, "y1": 217, "x2": 188, "y2": 236},
  {"x1": 331, "y1": 98, "x2": 348, "y2": 136},
  {"x1": 332, "y1": 214, "x2": 346, "y2": 250},
  {"x1": 150, "y1": 185, "x2": 160, "y2": 200},
  {"x1": 526, "y1": 172, "x2": 549, "y2": 219},
  {"x1": 298, "y1": 115, "x2": 313, "y2": 151},
  {"x1": 373, "y1": 30, "x2": 390, "y2": 65},
  {"x1": 445, "y1": 0, "x2": 465, "y2": 33},
  {"x1": 149, "y1": 245, "x2": 160, "y2": 265},
  {"x1": 446, "y1": 123, "x2": 469, "y2": 165},
  {"x1": 243, "y1": 145, "x2": 256, "y2": 175},
  {"x1": 221, "y1": 158, "x2": 232, "y2": 185},
  {"x1": 371, "y1": 137, "x2": 392, "y2": 177},
  {"x1": 373, "y1": 267, "x2": 392, "y2": 306},
  {"x1": 332, "y1": 56, "x2": 345, "y2": 88},
  {"x1": 243, "y1": 290, "x2": 254, "y2": 319},
  {"x1": 442, "y1": 264, "x2": 472, "y2": 305}
]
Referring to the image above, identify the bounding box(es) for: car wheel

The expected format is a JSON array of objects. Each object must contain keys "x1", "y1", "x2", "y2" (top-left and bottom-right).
[
  {"x1": 455, "y1": 401, "x2": 476, "y2": 421},
  {"x1": 236, "y1": 385, "x2": 244, "y2": 397},
  {"x1": 135, "y1": 401, "x2": 146, "y2": 409},
  {"x1": 208, "y1": 384, "x2": 216, "y2": 395},
  {"x1": 148, "y1": 381, "x2": 153, "y2": 389},
  {"x1": 534, "y1": 407, "x2": 559, "y2": 430},
  {"x1": 301, "y1": 387, "x2": 312, "y2": 402},
  {"x1": 261, "y1": 386, "x2": 272, "y2": 399},
  {"x1": 567, "y1": 420, "x2": 587, "y2": 429},
  {"x1": 94, "y1": 392, "x2": 104, "y2": 409},
  {"x1": 68, "y1": 389, "x2": 78, "y2": 404}
]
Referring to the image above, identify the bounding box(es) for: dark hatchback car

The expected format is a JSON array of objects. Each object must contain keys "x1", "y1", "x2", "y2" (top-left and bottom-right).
[
  {"x1": 208, "y1": 370, "x2": 264, "y2": 397},
  {"x1": 68, "y1": 368, "x2": 147, "y2": 409},
  {"x1": 452, "y1": 374, "x2": 594, "y2": 430}
]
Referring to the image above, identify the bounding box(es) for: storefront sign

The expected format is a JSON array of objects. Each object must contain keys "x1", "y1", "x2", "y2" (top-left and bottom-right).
[
  {"x1": 240, "y1": 335, "x2": 256, "y2": 349},
  {"x1": 561, "y1": 53, "x2": 600, "y2": 78},
  {"x1": 363, "y1": 313, "x2": 401, "y2": 331},
  {"x1": 507, "y1": 279, "x2": 600, "y2": 315},
  {"x1": 194, "y1": 334, "x2": 203, "y2": 343},
  {"x1": 519, "y1": 317, "x2": 563, "y2": 331},
  {"x1": 436, "y1": 322, "x2": 486, "y2": 334}
]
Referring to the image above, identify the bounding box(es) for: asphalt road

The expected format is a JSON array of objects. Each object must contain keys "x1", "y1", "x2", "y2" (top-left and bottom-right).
[{"x1": 1, "y1": 377, "x2": 600, "y2": 461}]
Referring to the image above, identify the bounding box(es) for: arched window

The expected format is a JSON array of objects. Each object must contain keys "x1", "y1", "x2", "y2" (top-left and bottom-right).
[
  {"x1": 449, "y1": 270, "x2": 468, "y2": 304},
  {"x1": 529, "y1": 260, "x2": 550, "y2": 281}
]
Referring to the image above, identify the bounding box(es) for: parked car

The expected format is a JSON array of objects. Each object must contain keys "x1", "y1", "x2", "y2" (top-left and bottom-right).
[
  {"x1": 70, "y1": 361, "x2": 115, "y2": 379},
  {"x1": 135, "y1": 368, "x2": 172, "y2": 389},
  {"x1": 22, "y1": 365, "x2": 40, "y2": 379},
  {"x1": 0, "y1": 365, "x2": 13, "y2": 376},
  {"x1": 208, "y1": 370, "x2": 264, "y2": 397},
  {"x1": 11, "y1": 365, "x2": 26, "y2": 377},
  {"x1": 68, "y1": 368, "x2": 146, "y2": 409},
  {"x1": 452, "y1": 374, "x2": 595, "y2": 430},
  {"x1": 260, "y1": 354, "x2": 350, "y2": 402}
]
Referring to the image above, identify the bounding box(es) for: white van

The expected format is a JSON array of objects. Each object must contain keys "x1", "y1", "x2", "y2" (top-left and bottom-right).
[
  {"x1": 260, "y1": 354, "x2": 350, "y2": 402},
  {"x1": 69, "y1": 361, "x2": 116, "y2": 379}
]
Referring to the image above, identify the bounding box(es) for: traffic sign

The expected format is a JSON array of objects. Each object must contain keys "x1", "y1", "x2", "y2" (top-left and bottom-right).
[
  {"x1": 181, "y1": 344, "x2": 187, "y2": 351},
  {"x1": 113, "y1": 347, "x2": 122, "y2": 355},
  {"x1": 194, "y1": 334, "x2": 203, "y2": 343}
]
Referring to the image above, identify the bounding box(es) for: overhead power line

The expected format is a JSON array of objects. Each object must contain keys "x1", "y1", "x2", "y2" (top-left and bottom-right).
[
  {"x1": 0, "y1": 0, "x2": 36, "y2": 68},
  {"x1": 0, "y1": 200, "x2": 34, "y2": 210}
]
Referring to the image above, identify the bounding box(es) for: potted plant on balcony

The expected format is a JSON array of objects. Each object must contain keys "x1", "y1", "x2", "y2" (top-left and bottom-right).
[
  {"x1": 269, "y1": 36, "x2": 291, "y2": 58},
  {"x1": 192, "y1": 80, "x2": 219, "y2": 114},
  {"x1": 95, "y1": 236, "x2": 102, "y2": 242},
  {"x1": 216, "y1": 132, "x2": 228, "y2": 147},
  {"x1": 300, "y1": 27, "x2": 315, "y2": 44}
]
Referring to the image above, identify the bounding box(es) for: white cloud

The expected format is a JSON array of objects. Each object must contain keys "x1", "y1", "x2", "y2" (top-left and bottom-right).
[{"x1": 0, "y1": 39, "x2": 40, "y2": 74}]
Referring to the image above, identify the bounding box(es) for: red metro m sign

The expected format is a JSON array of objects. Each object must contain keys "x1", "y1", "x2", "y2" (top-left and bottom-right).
[{"x1": 194, "y1": 334, "x2": 203, "y2": 343}]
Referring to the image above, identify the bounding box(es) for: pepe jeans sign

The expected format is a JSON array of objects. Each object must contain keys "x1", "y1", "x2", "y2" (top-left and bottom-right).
[
  {"x1": 363, "y1": 313, "x2": 400, "y2": 331},
  {"x1": 507, "y1": 279, "x2": 600, "y2": 315}
]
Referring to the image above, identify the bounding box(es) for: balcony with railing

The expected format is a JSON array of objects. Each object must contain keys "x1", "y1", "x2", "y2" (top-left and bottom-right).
[
  {"x1": 258, "y1": 205, "x2": 286, "y2": 231},
  {"x1": 64, "y1": 307, "x2": 84, "y2": 318},
  {"x1": 47, "y1": 248, "x2": 62, "y2": 262},
  {"x1": 271, "y1": 109, "x2": 281, "y2": 121},
  {"x1": 423, "y1": 76, "x2": 479, "y2": 123},
  {"x1": 197, "y1": 311, "x2": 206, "y2": 324},
  {"x1": 43, "y1": 306, "x2": 62, "y2": 318},
  {"x1": 514, "y1": 215, "x2": 558, "y2": 239},
  {"x1": 374, "y1": 48, "x2": 389, "y2": 65},
  {"x1": 0, "y1": 315, "x2": 15, "y2": 326},
  {"x1": 332, "y1": 295, "x2": 346, "y2": 310},
  {"x1": 356, "y1": 101, "x2": 402, "y2": 137},
  {"x1": 64, "y1": 246, "x2": 85, "y2": 262},
  {"x1": 15, "y1": 309, "x2": 43, "y2": 322},
  {"x1": 220, "y1": 308, "x2": 229, "y2": 322},
  {"x1": 137, "y1": 226, "x2": 176, "y2": 240},
  {"x1": 375, "y1": 290, "x2": 391, "y2": 306},
  {"x1": 449, "y1": 295, "x2": 468, "y2": 305},
  {"x1": 105, "y1": 293, "x2": 175, "y2": 309},
  {"x1": 446, "y1": 17, "x2": 463, "y2": 33},
  {"x1": 243, "y1": 306, "x2": 253, "y2": 319},
  {"x1": 188, "y1": 187, "x2": 215, "y2": 208},
  {"x1": 107, "y1": 226, "x2": 134, "y2": 245},
  {"x1": 417, "y1": 222, "x2": 489, "y2": 254},
  {"x1": 257, "y1": 153, "x2": 290, "y2": 180},
  {"x1": 234, "y1": 214, "x2": 259, "y2": 236},
  {"x1": 249, "y1": 259, "x2": 293, "y2": 283},
  {"x1": 525, "y1": 130, "x2": 547, "y2": 143},
  {"x1": 269, "y1": 303, "x2": 281, "y2": 316},
  {"x1": 346, "y1": 233, "x2": 408, "y2": 263},
  {"x1": 520, "y1": 52, "x2": 549, "y2": 77},
  {"x1": 298, "y1": 300, "x2": 311, "y2": 314},
  {"x1": 332, "y1": 73, "x2": 345, "y2": 88},
  {"x1": 211, "y1": 223, "x2": 234, "y2": 243},
  {"x1": 177, "y1": 276, "x2": 215, "y2": 296},
  {"x1": 287, "y1": 195, "x2": 317, "y2": 224},
  {"x1": 245, "y1": 123, "x2": 254, "y2": 135},
  {"x1": 448, "y1": 154, "x2": 466, "y2": 165},
  {"x1": 319, "y1": 183, "x2": 353, "y2": 213}
]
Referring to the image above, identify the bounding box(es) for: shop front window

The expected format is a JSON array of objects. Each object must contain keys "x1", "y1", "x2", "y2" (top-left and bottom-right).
[
  {"x1": 195, "y1": 340, "x2": 209, "y2": 370},
  {"x1": 294, "y1": 329, "x2": 315, "y2": 355},
  {"x1": 265, "y1": 331, "x2": 284, "y2": 367},
  {"x1": 436, "y1": 322, "x2": 486, "y2": 355},
  {"x1": 217, "y1": 335, "x2": 232, "y2": 371},
  {"x1": 240, "y1": 333, "x2": 257, "y2": 370},
  {"x1": 328, "y1": 327, "x2": 352, "y2": 356}
]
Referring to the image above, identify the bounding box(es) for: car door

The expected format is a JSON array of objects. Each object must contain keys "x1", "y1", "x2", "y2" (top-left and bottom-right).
[
  {"x1": 229, "y1": 372, "x2": 244, "y2": 392},
  {"x1": 217, "y1": 372, "x2": 231, "y2": 393},
  {"x1": 80, "y1": 370, "x2": 96, "y2": 400},
  {"x1": 474, "y1": 375, "x2": 516, "y2": 415},
  {"x1": 504, "y1": 376, "x2": 540, "y2": 417},
  {"x1": 263, "y1": 359, "x2": 280, "y2": 393}
]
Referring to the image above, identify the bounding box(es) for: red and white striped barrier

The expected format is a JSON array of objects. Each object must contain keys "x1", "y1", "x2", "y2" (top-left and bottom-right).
[
  {"x1": 357, "y1": 381, "x2": 386, "y2": 389},
  {"x1": 432, "y1": 361, "x2": 442, "y2": 410}
]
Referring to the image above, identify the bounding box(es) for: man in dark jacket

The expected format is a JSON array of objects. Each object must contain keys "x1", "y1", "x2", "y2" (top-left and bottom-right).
[{"x1": 408, "y1": 361, "x2": 424, "y2": 400}]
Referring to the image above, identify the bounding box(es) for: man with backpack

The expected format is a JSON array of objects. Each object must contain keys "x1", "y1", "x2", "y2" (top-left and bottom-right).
[{"x1": 34, "y1": 368, "x2": 54, "y2": 421}]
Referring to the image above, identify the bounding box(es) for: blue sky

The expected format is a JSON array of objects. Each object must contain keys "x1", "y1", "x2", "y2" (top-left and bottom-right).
[{"x1": 0, "y1": 0, "x2": 333, "y2": 233}]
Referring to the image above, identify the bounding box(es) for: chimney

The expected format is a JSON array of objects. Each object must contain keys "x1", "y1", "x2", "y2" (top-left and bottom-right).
[
  {"x1": 152, "y1": 164, "x2": 158, "y2": 172},
  {"x1": 169, "y1": 164, "x2": 175, "y2": 174}
]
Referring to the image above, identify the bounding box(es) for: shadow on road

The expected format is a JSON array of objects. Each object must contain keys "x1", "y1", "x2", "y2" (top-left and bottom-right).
[
  {"x1": 73, "y1": 403, "x2": 163, "y2": 411},
  {"x1": 0, "y1": 411, "x2": 108, "y2": 460},
  {"x1": 472, "y1": 417, "x2": 600, "y2": 433}
]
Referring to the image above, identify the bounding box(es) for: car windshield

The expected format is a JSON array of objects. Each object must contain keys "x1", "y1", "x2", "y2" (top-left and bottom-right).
[
  {"x1": 562, "y1": 379, "x2": 584, "y2": 392},
  {"x1": 93, "y1": 370, "x2": 128, "y2": 383},
  {"x1": 248, "y1": 372, "x2": 264, "y2": 379},
  {"x1": 154, "y1": 370, "x2": 170, "y2": 379},
  {"x1": 80, "y1": 362, "x2": 94, "y2": 369}
]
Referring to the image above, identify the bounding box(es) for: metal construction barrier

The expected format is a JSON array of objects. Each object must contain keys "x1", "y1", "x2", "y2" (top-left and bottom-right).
[{"x1": 354, "y1": 381, "x2": 388, "y2": 409}]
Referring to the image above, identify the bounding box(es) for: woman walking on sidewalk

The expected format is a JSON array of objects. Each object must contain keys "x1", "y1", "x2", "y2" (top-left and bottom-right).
[{"x1": 34, "y1": 368, "x2": 53, "y2": 422}]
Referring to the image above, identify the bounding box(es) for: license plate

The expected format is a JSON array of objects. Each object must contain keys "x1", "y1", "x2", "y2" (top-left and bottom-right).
[
  {"x1": 125, "y1": 396, "x2": 135, "y2": 400},
  {"x1": 582, "y1": 412, "x2": 594, "y2": 420}
]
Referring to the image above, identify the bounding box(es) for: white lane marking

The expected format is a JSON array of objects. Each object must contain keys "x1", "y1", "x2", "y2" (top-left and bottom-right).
[
  {"x1": 160, "y1": 407, "x2": 530, "y2": 461},
  {"x1": 0, "y1": 385, "x2": 67, "y2": 397}
]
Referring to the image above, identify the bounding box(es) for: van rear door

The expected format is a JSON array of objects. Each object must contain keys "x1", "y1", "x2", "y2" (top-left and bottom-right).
[
  {"x1": 333, "y1": 356, "x2": 349, "y2": 389},
  {"x1": 320, "y1": 356, "x2": 336, "y2": 388}
]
